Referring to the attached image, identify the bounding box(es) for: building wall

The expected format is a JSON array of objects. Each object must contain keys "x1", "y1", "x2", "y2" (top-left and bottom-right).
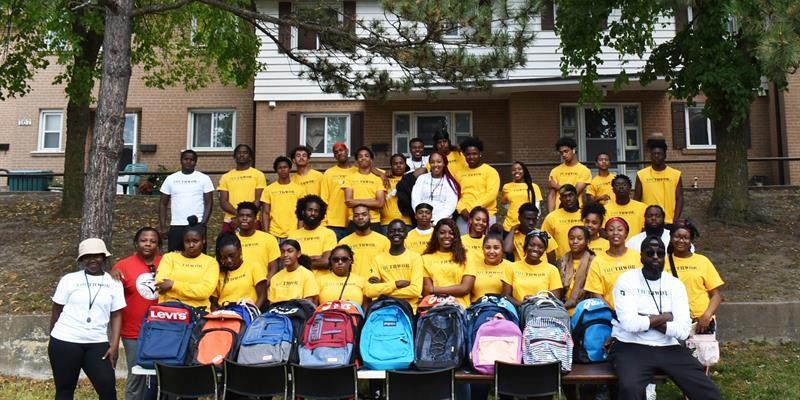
[
  {"x1": 0, "y1": 62, "x2": 254, "y2": 184},
  {"x1": 256, "y1": 89, "x2": 778, "y2": 189},
  {"x1": 784, "y1": 73, "x2": 800, "y2": 184}
]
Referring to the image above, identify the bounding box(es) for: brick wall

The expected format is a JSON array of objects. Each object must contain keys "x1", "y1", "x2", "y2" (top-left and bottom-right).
[
  {"x1": 784, "y1": 73, "x2": 800, "y2": 185},
  {"x1": 0, "y1": 62, "x2": 254, "y2": 185}
]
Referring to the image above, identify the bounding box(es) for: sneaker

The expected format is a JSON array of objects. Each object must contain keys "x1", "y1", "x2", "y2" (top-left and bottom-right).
[{"x1": 646, "y1": 383, "x2": 657, "y2": 400}]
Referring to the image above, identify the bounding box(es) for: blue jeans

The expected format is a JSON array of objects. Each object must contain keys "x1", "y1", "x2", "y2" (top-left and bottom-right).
[{"x1": 329, "y1": 226, "x2": 350, "y2": 241}]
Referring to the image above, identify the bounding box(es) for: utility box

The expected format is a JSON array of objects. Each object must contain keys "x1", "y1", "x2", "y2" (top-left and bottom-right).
[{"x1": 8, "y1": 170, "x2": 53, "y2": 191}]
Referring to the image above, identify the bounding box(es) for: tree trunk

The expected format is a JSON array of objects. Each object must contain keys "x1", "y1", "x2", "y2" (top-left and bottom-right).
[
  {"x1": 709, "y1": 110, "x2": 751, "y2": 222},
  {"x1": 58, "y1": 7, "x2": 104, "y2": 218},
  {"x1": 80, "y1": 0, "x2": 134, "y2": 246}
]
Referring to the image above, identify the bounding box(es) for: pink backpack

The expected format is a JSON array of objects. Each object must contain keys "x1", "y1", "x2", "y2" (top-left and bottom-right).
[{"x1": 470, "y1": 314, "x2": 523, "y2": 375}]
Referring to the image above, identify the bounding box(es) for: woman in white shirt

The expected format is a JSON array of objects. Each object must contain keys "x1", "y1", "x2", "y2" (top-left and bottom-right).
[
  {"x1": 411, "y1": 152, "x2": 460, "y2": 224},
  {"x1": 49, "y1": 238, "x2": 126, "y2": 400}
]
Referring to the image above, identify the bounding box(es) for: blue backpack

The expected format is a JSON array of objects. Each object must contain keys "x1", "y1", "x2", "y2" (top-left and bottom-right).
[
  {"x1": 136, "y1": 302, "x2": 205, "y2": 368},
  {"x1": 571, "y1": 298, "x2": 613, "y2": 363},
  {"x1": 236, "y1": 312, "x2": 295, "y2": 365},
  {"x1": 465, "y1": 295, "x2": 520, "y2": 351},
  {"x1": 414, "y1": 303, "x2": 467, "y2": 370},
  {"x1": 221, "y1": 302, "x2": 261, "y2": 328},
  {"x1": 360, "y1": 297, "x2": 415, "y2": 370}
]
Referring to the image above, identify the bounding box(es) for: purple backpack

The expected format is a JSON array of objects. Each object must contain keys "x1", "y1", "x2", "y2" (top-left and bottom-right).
[{"x1": 470, "y1": 314, "x2": 523, "y2": 375}]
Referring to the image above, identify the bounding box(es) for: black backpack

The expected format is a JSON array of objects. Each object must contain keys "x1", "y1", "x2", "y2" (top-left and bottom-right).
[{"x1": 414, "y1": 303, "x2": 467, "y2": 370}]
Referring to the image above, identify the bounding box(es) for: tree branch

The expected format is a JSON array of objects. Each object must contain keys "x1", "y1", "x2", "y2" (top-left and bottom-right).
[{"x1": 132, "y1": 0, "x2": 194, "y2": 17}]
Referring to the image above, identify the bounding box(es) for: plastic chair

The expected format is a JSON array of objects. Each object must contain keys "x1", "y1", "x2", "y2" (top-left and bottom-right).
[
  {"x1": 117, "y1": 163, "x2": 147, "y2": 194},
  {"x1": 155, "y1": 363, "x2": 218, "y2": 399},
  {"x1": 494, "y1": 361, "x2": 561, "y2": 399},
  {"x1": 386, "y1": 369, "x2": 454, "y2": 400},
  {"x1": 223, "y1": 360, "x2": 287, "y2": 400},
  {"x1": 291, "y1": 364, "x2": 358, "y2": 400}
]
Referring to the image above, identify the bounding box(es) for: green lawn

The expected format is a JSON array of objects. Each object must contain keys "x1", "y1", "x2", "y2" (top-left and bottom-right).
[{"x1": 1, "y1": 342, "x2": 797, "y2": 399}]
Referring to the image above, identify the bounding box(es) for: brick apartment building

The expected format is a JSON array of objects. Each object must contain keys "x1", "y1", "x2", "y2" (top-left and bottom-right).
[{"x1": 1, "y1": 2, "x2": 799, "y2": 190}]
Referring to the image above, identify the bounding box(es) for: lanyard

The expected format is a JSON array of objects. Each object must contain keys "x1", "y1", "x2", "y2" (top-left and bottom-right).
[
  {"x1": 84, "y1": 272, "x2": 104, "y2": 323},
  {"x1": 642, "y1": 272, "x2": 662, "y2": 314}
]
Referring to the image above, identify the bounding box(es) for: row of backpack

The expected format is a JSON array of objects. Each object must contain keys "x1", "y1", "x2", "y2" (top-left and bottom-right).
[{"x1": 134, "y1": 293, "x2": 614, "y2": 376}]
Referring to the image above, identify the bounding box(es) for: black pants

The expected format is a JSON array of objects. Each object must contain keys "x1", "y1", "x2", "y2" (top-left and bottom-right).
[
  {"x1": 48, "y1": 337, "x2": 116, "y2": 400},
  {"x1": 609, "y1": 341, "x2": 722, "y2": 400}
]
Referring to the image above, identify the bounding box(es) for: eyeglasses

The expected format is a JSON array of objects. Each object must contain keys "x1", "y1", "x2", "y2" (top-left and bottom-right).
[
  {"x1": 644, "y1": 249, "x2": 666, "y2": 258},
  {"x1": 330, "y1": 257, "x2": 351, "y2": 264}
]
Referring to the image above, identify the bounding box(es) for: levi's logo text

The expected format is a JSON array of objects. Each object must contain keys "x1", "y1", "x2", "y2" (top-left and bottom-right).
[{"x1": 148, "y1": 306, "x2": 190, "y2": 323}]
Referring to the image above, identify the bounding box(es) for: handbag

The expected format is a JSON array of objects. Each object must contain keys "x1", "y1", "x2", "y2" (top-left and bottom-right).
[{"x1": 685, "y1": 332, "x2": 720, "y2": 366}]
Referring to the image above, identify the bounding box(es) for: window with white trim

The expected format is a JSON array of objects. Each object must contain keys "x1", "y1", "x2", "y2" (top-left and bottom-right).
[
  {"x1": 301, "y1": 114, "x2": 351, "y2": 157},
  {"x1": 685, "y1": 104, "x2": 715, "y2": 148},
  {"x1": 189, "y1": 110, "x2": 235, "y2": 150},
  {"x1": 393, "y1": 111, "x2": 472, "y2": 155},
  {"x1": 38, "y1": 110, "x2": 63, "y2": 151}
]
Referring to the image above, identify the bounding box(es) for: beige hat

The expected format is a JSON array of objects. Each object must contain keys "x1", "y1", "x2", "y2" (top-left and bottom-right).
[{"x1": 77, "y1": 238, "x2": 111, "y2": 260}]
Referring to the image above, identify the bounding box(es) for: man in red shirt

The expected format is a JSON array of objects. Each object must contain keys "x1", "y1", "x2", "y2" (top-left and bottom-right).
[{"x1": 111, "y1": 227, "x2": 162, "y2": 400}]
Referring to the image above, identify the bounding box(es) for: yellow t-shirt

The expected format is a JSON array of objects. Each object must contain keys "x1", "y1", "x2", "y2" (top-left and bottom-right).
[
  {"x1": 637, "y1": 166, "x2": 682, "y2": 223},
  {"x1": 405, "y1": 229, "x2": 433, "y2": 255},
  {"x1": 603, "y1": 200, "x2": 648, "y2": 240},
  {"x1": 292, "y1": 169, "x2": 324, "y2": 196},
  {"x1": 501, "y1": 182, "x2": 543, "y2": 231},
  {"x1": 468, "y1": 258, "x2": 513, "y2": 302},
  {"x1": 512, "y1": 231, "x2": 559, "y2": 261},
  {"x1": 217, "y1": 167, "x2": 268, "y2": 221},
  {"x1": 321, "y1": 165, "x2": 357, "y2": 227},
  {"x1": 237, "y1": 231, "x2": 280, "y2": 273},
  {"x1": 509, "y1": 260, "x2": 563, "y2": 302},
  {"x1": 587, "y1": 173, "x2": 616, "y2": 204},
  {"x1": 366, "y1": 250, "x2": 425, "y2": 312},
  {"x1": 339, "y1": 232, "x2": 391, "y2": 278},
  {"x1": 664, "y1": 253, "x2": 724, "y2": 319},
  {"x1": 461, "y1": 234, "x2": 484, "y2": 261},
  {"x1": 287, "y1": 226, "x2": 338, "y2": 277},
  {"x1": 343, "y1": 172, "x2": 387, "y2": 223},
  {"x1": 456, "y1": 164, "x2": 501, "y2": 215},
  {"x1": 156, "y1": 252, "x2": 220, "y2": 309},
  {"x1": 549, "y1": 163, "x2": 592, "y2": 208},
  {"x1": 584, "y1": 249, "x2": 642, "y2": 309},
  {"x1": 317, "y1": 272, "x2": 366, "y2": 306},
  {"x1": 268, "y1": 266, "x2": 320, "y2": 303},
  {"x1": 541, "y1": 208, "x2": 584, "y2": 258},
  {"x1": 381, "y1": 176, "x2": 412, "y2": 225},
  {"x1": 261, "y1": 181, "x2": 306, "y2": 238},
  {"x1": 215, "y1": 260, "x2": 267, "y2": 305},
  {"x1": 422, "y1": 251, "x2": 474, "y2": 307},
  {"x1": 588, "y1": 237, "x2": 610, "y2": 255}
]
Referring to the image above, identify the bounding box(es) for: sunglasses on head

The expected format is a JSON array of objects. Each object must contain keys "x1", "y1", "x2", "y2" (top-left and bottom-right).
[
  {"x1": 644, "y1": 249, "x2": 666, "y2": 258},
  {"x1": 330, "y1": 257, "x2": 351, "y2": 264}
]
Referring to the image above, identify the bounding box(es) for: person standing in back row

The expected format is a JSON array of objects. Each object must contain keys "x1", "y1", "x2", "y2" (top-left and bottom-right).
[
  {"x1": 291, "y1": 145, "x2": 325, "y2": 196},
  {"x1": 406, "y1": 138, "x2": 429, "y2": 173},
  {"x1": 217, "y1": 144, "x2": 267, "y2": 233},
  {"x1": 548, "y1": 137, "x2": 592, "y2": 211},
  {"x1": 159, "y1": 150, "x2": 215, "y2": 251},
  {"x1": 456, "y1": 137, "x2": 500, "y2": 235},
  {"x1": 635, "y1": 137, "x2": 683, "y2": 224},
  {"x1": 261, "y1": 156, "x2": 306, "y2": 241}
]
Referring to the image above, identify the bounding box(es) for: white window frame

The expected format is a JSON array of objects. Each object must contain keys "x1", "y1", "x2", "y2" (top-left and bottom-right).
[
  {"x1": 300, "y1": 113, "x2": 352, "y2": 157},
  {"x1": 392, "y1": 111, "x2": 473, "y2": 155},
  {"x1": 123, "y1": 113, "x2": 139, "y2": 163},
  {"x1": 685, "y1": 104, "x2": 715, "y2": 149},
  {"x1": 37, "y1": 110, "x2": 64, "y2": 152},
  {"x1": 187, "y1": 109, "x2": 236, "y2": 151},
  {"x1": 559, "y1": 103, "x2": 642, "y2": 176}
]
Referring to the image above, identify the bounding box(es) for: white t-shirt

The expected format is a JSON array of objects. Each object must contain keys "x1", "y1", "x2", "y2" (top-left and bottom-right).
[
  {"x1": 406, "y1": 156, "x2": 429, "y2": 173},
  {"x1": 51, "y1": 271, "x2": 126, "y2": 343},
  {"x1": 161, "y1": 170, "x2": 215, "y2": 226},
  {"x1": 411, "y1": 173, "x2": 458, "y2": 224},
  {"x1": 611, "y1": 270, "x2": 692, "y2": 347},
  {"x1": 626, "y1": 230, "x2": 694, "y2": 253}
]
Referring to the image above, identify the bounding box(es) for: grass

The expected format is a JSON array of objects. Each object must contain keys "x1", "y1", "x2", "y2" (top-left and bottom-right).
[{"x1": 1, "y1": 343, "x2": 797, "y2": 400}]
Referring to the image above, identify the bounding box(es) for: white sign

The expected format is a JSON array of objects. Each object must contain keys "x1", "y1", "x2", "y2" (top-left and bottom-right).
[{"x1": 17, "y1": 119, "x2": 31, "y2": 126}]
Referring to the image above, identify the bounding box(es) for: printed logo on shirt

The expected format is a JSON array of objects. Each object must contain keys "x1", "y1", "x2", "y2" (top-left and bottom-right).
[
  {"x1": 135, "y1": 272, "x2": 159, "y2": 300},
  {"x1": 276, "y1": 280, "x2": 300, "y2": 287},
  {"x1": 348, "y1": 242, "x2": 378, "y2": 250},
  {"x1": 557, "y1": 217, "x2": 583, "y2": 225},
  {"x1": 645, "y1": 177, "x2": 673, "y2": 183},
  {"x1": 272, "y1": 189, "x2": 300, "y2": 196},
  {"x1": 514, "y1": 270, "x2": 549, "y2": 279},
  {"x1": 173, "y1": 179, "x2": 199, "y2": 184},
  {"x1": 229, "y1": 175, "x2": 256, "y2": 181},
  {"x1": 382, "y1": 263, "x2": 411, "y2": 271},
  {"x1": 601, "y1": 264, "x2": 639, "y2": 274}
]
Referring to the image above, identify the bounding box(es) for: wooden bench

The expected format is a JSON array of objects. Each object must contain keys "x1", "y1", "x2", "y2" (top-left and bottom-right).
[{"x1": 454, "y1": 363, "x2": 666, "y2": 384}]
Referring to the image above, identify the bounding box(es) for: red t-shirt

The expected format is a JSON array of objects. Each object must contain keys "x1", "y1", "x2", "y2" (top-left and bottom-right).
[{"x1": 112, "y1": 253, "x2": 162, "y2": 339}]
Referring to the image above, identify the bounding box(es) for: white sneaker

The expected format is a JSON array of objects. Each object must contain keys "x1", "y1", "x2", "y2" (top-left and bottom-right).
[{"x1": 646, "y1": 383, "x2": 657, "y2": 400}]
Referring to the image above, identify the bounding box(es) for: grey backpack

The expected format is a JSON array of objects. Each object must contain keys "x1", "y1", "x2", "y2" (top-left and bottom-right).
[{"x1": 520, "y1": 291, "x2": 571, "y2": 330}]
